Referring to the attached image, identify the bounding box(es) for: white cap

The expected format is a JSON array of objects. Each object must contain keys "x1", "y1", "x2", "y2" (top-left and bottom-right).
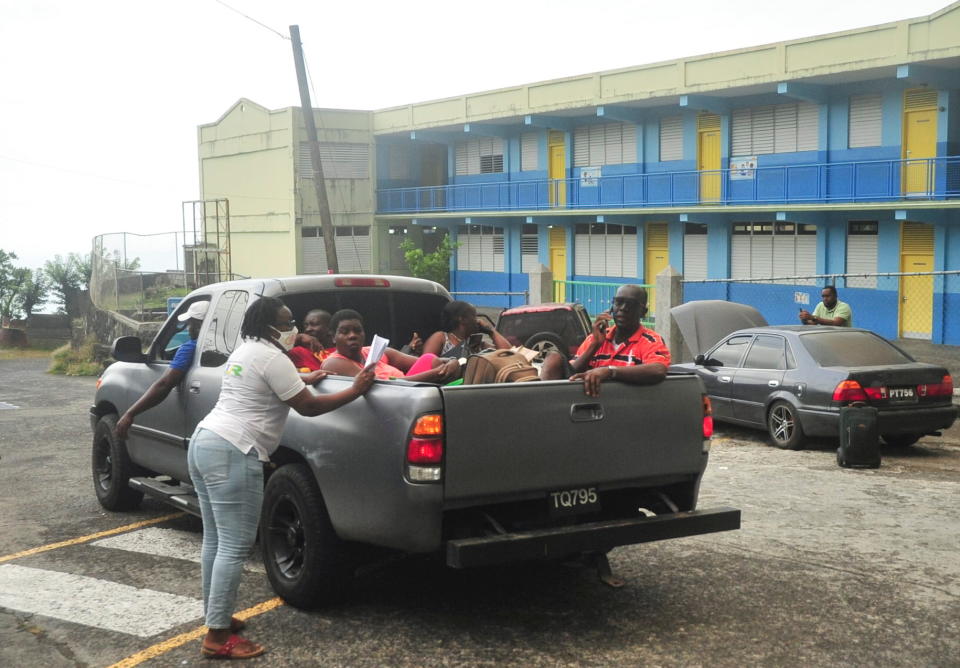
[{"x1": 177, "y1": 301, "x2": 209, "y2": 322}]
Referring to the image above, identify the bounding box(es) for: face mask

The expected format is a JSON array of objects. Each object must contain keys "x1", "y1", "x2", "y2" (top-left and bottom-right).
[{"x1": 271, "y1": 325, "x2": 298, "y2": 351}]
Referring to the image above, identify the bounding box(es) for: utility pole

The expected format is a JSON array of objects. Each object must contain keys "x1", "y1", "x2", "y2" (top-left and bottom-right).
[{"x1": 289, "y1": 24, "x2": 339, "y2": 273}]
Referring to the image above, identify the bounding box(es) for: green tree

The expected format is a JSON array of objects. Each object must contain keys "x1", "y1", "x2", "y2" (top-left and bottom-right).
[
  {"x1": 44, "y1": 252, "x2": 90, "y2": 317},
  {"x1": 399, "y1": 234, "x2": 458, "y2": 287},
  {"x1": 17, "y1": 268, "x2": 49, "y2": 317},
  {"x1": 0, "y1": 250, "x2": 20, "y2": 321}
]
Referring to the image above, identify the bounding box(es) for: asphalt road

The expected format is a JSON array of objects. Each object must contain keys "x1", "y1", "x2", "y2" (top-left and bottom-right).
[{"x1": 1, "y1": 357, "x2": 958, "y2": 667}]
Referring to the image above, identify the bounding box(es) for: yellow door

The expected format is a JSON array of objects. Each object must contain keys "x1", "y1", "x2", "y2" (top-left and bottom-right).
[
  {"x1": 549, "y1": 227, "x2": 567, "y2": 301},
  {"x1": 902, "y1": 89, "x2": 938, "y2": 196},
  {"x1": 697, "y1": 114, "x2": 721, "y2": 202},
  {"x1": 899, "y1": 222, "x2": 934, "y2": 339},
  {"x1": 645, "y1": 223, "x2": 669, "y2": 317},
  {"x1": 548, "y1": 131, "x2": 566, "y2": 207}
]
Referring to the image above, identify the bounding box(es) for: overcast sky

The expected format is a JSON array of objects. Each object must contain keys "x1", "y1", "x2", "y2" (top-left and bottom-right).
[{"x1": 0, "y1": 0, "x2": 950, "y2": 272}]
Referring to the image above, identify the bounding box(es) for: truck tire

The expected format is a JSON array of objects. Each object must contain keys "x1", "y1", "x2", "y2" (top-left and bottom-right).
[
  {"x1": 92, "y1": 414, "x2": 144, "y2": 511},
  {"x1": 260, "y1": 463, "x2": 352, "y2": 609},
  {"x1": 524, "y1": 332, "x2": 567, "y2": 361},
  {"x1": 767, "y1": 400, "x2": 805, "y2": 450}
]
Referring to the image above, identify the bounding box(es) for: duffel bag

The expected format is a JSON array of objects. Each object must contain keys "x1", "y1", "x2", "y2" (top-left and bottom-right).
[{"x1": 462, "y1": 349, "x2": 539, "y2": 384}]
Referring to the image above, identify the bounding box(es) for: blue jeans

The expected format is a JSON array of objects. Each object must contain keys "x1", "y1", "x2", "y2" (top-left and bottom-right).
[{"x1": 187, "y1": 428, "x2": 263, "y2": 630}]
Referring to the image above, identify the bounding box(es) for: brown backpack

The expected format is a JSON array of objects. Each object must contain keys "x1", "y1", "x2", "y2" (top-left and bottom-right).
[{"x1": 462, "y1": 349, "x2": 540, "y2": 384}]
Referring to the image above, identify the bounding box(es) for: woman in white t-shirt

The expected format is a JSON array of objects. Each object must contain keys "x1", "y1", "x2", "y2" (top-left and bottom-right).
[{"x1": 188, "y1": 296, "x2": 374, "y2": 660}]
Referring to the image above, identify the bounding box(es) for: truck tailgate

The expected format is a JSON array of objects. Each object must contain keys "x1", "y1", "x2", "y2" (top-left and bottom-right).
[{"x1": 440, "y1": 375, "x2": 705, "y2": 504}]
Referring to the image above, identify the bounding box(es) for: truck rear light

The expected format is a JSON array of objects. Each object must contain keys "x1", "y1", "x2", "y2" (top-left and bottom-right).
[
  {"x1": 407, "y1": 438, "x2": 443, "y2": 464},
  {"x1": 920, "y1": 375, "x2": 954, "y2": 397},
  {"x1": 334, "y1": 277, "x2": 390, "y2": 288},
  {"x1": 407, "y1": 413, "x2": 443, "y2": 482},
  {"x1": 832, "y1": 380, "x2": 869, "y2": 403},
  {"x1": 412, "y1": 413, "x2": 443, "y2": 436},
  {"x1": 702, "y1": 395, "x2": 713, "y2": 451}
]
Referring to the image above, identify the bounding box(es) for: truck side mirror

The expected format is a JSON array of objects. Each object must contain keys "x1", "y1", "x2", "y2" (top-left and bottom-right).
[{"x1": 111, "y1": 336, "x2": 147, "y2": 363}]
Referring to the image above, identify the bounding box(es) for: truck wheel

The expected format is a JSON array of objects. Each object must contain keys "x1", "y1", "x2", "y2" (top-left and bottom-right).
[
  {"x1": 260, "y1": 463, "x2": 351, "y2": 609},
  {"x1": 92, "y1": 414, "x2": 144, "y2": 511},
  {"x1": 881, "y1": 433, "x2": 920, "y2": 447},
  {"x1": 524, "y1": 332, "x2": 566, "y2": 362},
  {"x1": 767, "y1": 401, "x2": 805, "y2": 450}
]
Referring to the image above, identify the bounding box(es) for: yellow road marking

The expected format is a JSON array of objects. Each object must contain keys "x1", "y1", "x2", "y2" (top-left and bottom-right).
[
  {"x1": 0, "y1": 512, "x2": 185, "y2": 564},
  {"x1": 107, "y1": 597, "x2": 285, "y2": 668}
]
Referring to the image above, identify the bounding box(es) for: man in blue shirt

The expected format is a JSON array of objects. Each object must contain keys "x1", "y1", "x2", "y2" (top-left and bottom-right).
[{"x1": 115, "y1": 300, "x2": 209, "y2": 440}]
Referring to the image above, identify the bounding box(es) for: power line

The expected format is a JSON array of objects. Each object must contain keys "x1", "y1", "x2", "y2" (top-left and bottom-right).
[
  {"x1": 213, "y1": 0, "x2": 289, "y2": 40},
  {"x1": 0, "y1": 153, "x2": 180, "y2": 192}
]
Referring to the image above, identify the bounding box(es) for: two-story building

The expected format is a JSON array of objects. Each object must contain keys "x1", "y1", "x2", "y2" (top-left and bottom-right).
[{"x1": 199, "y1": 1, "x2": 960, "y2": 344}]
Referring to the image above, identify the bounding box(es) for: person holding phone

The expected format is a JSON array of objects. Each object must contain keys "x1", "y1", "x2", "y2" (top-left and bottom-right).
[
  {"x1": 799, "y1": 285, "x2": 853, "y2": 327},
  {"x1": 421, "y1": 300, "x2": 511, "y2": 358},
  {"x1": 539, "y1": 285, "x2": 670, "y2": 397}
]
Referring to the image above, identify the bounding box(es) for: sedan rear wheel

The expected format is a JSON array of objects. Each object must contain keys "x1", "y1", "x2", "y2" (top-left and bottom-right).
[
  {"x1": 767, "y1": 400, "x2": 805, "y2": 450},
  {"x1": 882, "y1": 433, "x2": 921, "y2": 448}
]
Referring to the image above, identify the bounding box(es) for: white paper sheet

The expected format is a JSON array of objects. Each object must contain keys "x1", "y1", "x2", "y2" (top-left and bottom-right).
[{"x1": 365, "y1": 334, "x2": 390, "y2": 368}]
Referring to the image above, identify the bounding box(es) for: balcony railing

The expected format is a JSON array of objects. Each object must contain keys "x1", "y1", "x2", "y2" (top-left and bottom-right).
[{"x1": 377, "y1": 156, "x2": 960, "y2": 214}]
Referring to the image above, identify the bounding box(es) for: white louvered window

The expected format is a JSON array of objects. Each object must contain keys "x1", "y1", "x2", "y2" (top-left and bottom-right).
[
  {"x1": 455, "y1": 137, "x2": 504, "y2": 176},
  {"x1": 301, "y1": 226, "x2": 370, "y2": 273},
  {"x1": 573, "y1": 224, "x2": 637, "y2": 278},
  {"x1": 456, "y1": 225, "x2": 504, "y2": 272},
  {"x1": 521, "y1": 224, "x2": 540, "y2": 272},
  {"x1": 573, "y1": 123, "x2": 637, "y2": 167},
  {"x1": 847, "y1": 221, "x2": 878, "y2": 288},
  {"x1": 659, "y1": 116, "x2": 683, "y2": 162},
  {"x1": 848, "y1": 94, "x2": 882, "y2": 148},
  {"x1": 731, "y1": 103, "x2": 819, "y2": 156},
  {"x1": 521, "y1": 133, "x2": 539, "y2": 171},
  {"x1": 730, "y1": 222, "x2": 817, "y2": 284},
  {"x1": 298, "y1": 142, "x2": 370, "y2": 180},
  {"x1": 683, "y1": 223, "x2": 708, "y2": 282}
]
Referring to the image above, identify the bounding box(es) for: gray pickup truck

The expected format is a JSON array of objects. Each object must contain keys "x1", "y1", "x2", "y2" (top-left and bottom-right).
[{"x1": 90, "y1": 275, "x2": 739, "y2": 608}]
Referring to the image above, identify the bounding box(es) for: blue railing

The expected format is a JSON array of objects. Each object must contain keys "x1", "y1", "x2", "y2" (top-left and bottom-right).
[{"x1": 377, "y1": 156, "x2": 960, "y2": 213}]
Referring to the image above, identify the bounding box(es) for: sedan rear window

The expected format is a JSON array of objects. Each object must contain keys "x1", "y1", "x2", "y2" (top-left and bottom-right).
[{"x1": 800, "y1": 331, "x2": 914, "y2": 367}]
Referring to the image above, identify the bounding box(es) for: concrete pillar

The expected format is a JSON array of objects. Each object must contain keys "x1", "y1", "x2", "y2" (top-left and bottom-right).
[
  {"x1": 655, "y1": 265, "x2": 684, "y2": 362},
  {"x1": 527, "y1": 264, "x2": 553, "y2": 305}
]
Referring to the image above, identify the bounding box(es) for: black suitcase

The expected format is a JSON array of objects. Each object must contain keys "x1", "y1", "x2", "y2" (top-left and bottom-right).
[{"x1": 837, "y1": 404, "x2": 880, "y2": 468}]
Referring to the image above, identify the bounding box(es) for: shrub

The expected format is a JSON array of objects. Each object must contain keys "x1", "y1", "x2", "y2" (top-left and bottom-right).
[{"x1": 48, "y1": 338, "x2": 105, "y2": 376}]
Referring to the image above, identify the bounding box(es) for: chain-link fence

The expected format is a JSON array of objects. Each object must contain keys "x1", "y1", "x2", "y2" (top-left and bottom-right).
[
  {"x1": 682, "y1": 270, "x2": 960, "y2": 345},
  {"x1": 90, "y1": 231, "x2": 245, "y2": 322}
]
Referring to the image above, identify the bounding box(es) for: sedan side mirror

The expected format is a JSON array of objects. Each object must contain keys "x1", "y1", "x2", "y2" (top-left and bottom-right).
[
  {"x1": 111, "y1": 336, "x2": 147, "y2": 363},
  {"x1": 695, "y1": 354, "x2": 706, "y2": 365},
  {"x1": 695, "y1": 354, "x2": 722, "y2": 367}
]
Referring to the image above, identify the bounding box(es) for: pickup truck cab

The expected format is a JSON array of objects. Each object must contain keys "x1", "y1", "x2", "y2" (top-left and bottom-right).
[{"x1": 91, "y1": 275, "x2": 739, "y2": 608}]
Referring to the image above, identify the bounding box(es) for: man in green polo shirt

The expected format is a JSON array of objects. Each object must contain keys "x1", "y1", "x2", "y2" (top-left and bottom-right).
[{"x1": 799, "y1": 285, "x2": 853, "y2": 327}]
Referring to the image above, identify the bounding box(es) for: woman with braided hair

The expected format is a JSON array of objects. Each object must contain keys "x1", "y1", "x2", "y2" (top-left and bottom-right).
[{"x1": 188, "y1": 296, "x2": 374, "y2": 659}]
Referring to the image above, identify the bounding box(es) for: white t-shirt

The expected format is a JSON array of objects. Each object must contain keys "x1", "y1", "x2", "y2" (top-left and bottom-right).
[{"x1": 198, "y1": 338, "x2": 305, "y2": 461}]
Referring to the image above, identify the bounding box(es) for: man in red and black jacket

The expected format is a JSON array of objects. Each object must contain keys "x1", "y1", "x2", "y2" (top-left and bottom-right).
[{"x1": 541, "y1": 284, "x2": 670, "y2": 397}]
